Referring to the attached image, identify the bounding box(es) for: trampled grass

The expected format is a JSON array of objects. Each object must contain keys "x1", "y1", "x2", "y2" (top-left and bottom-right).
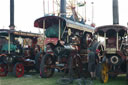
[{"x1": 0, "y1": 72, "x2": 127, "y2": 85}]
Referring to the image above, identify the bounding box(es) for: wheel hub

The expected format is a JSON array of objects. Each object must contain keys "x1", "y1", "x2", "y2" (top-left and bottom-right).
[
  {"x1": 110, "y1": 56, "x2": 119, "y2": 65},
  {"x1": 18, "y1": 69, "x2": 22, "y2": 72}
]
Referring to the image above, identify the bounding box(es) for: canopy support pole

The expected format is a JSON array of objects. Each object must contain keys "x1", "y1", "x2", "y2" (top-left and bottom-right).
[
  {"x1": 116, "y1": 32, "x2": 119, "y2": 50},
  {"x1": 104, "y1": 33, "x2": 106, "y2": 50},
  {"x1": 8, "y1": 32, "x2": 11, "y2": 54},
  {"x1": 59, "y1": 19, "x2": 61, "y2": 40},
  {"x1": 43, "y1": 19, "x2": 45, "y2": 50}
]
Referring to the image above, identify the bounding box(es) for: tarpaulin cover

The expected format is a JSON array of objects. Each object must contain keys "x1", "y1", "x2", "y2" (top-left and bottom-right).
[
  {"x1": 2, "y1": 43, "x2": 17, "y2": 52},
  {"x1": 45, "y1": 24, "x2": 64, "y2": 38}
]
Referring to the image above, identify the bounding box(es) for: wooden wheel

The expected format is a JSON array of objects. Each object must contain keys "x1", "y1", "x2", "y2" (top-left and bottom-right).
[{"x1": 101, "y1": 63, "x2": 109, "y2": 83}]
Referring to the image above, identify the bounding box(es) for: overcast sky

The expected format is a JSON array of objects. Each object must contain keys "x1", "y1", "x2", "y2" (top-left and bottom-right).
[{"x1": 0, "y1": 0, "x2": 128, "y2": 33}]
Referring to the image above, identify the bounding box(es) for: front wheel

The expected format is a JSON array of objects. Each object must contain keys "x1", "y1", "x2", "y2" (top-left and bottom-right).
[
  {"x1": 0, "y1": 63, "x2": 8, "y2": 77},
  {"x1": 100, "y1": 63, "x2": 109, "y2": 83},
  {"x1": 40, "y1": 54, "x2": 55, "y2": 78},
  {"x1": 13, "y1": 63, "x2": 24, "y2": 78}
]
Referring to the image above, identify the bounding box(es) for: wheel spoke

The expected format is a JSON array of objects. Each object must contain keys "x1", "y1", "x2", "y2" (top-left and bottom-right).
[
  {"x1": 15, "y1": 63, "x2": 24, "y2": 77},
  {"x1": 0, "y1": 66, "x2": 4, "y2": 72},
  {"x1": 101, "y1": 63, "x2": 108, "y2": 83},
  {"x1": 40, "y1": 54, "x2": 55, "y2": 78}
]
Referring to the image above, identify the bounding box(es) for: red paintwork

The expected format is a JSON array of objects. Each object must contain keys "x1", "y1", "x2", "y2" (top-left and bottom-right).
[
  {"x1": 44, "y1": 38, "x2": 58, "y2": 45},
  {"x1": 15, "y1": 63, "x2": 24, "y2": 78},
  {"x1": 0, "y1": 54, "x2": 7, "y2": 57},
  {"x1": 34, "y1": 16, "x2": 65, "y2": 29},
  {"x1": 0, "y1": 63, "x2": 8, "y2": 77},
  {"x1": 32, "y1": 38, "x2": 38, "y2": 48}
]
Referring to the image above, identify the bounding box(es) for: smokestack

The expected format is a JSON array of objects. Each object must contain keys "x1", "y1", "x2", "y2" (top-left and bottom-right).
[
  {"x1": 9, "y1": 0, "x2": 15, "y2": 30},
  {"x1": 113, "y1": 0, "x2": 119, "y2": 24},
  {"x1": 60, "y1": 0, "x2": 66, "y2": 18}
]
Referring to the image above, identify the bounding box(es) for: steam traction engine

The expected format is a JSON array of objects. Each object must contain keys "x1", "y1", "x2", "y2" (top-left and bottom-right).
[
  {"x1": 95, "y1": 25, "x2": 128, "y2": 83},
  {"x1": 0, "y1": 29, "x2": 42, "y2": 77},
  {"x1": 34, "y1": 15, "x2": 95, "y2": 78},
  {"x1": 34, "y1": 0, "x2": 99, "y2": 78}
]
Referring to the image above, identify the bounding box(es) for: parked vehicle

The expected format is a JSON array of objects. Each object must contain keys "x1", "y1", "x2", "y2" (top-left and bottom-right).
[
  {"x1": 94, "y1": 0, "x2": 128, "y2": 83},
  {"x1": 95, "y1": 25, "x2": 128, "y2": 83},
  {"x1": 34, "y1": 15, "x2": 97, "y2": 78},
  {"x1": 0, "y1": 29, "x2": 43, "y2": 77}
]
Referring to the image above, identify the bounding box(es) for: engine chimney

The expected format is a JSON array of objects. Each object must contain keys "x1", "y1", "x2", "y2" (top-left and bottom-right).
[
  {"x1": 113, "y1": 0, "x2": 119, "y2": 24},
  {"x1": 60, "y1": 0, "x2": 66, "y2": 18},
  {"x1": 9, "y1": 0, "x2": 15, "y2": 30}
]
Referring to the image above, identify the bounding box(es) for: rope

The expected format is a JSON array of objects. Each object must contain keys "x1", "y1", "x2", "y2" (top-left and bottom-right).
[
  {"x1": 76, "y1": 78, "x2": 93, "y2": 85},
  {"x1": 56, "y1": 77, "x2": 73, "y2": 85},
  {"x1": 57, "y1": 78, "x2": 93, "y2": 85}
]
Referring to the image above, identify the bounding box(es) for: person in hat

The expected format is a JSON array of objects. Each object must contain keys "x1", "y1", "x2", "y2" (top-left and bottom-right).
[{"x1": 87, "y1": 48, "x2": 96, "y2": 80}]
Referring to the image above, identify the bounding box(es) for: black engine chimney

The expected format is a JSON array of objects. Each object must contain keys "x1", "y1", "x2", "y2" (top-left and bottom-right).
[
  {"x1": 9, "y1": 0, "x2": 15, "y2": 30},
  {"x1": 113, "y1": 0, "x2": 119, "y2": 24},
  {"x1": 60, "y1": 0, "x2": 66, "y2": 18}
]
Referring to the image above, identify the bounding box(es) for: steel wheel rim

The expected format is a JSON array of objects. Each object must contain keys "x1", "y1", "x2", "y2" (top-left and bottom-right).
[
  {"x1": 43, "y1": 56, "x2": 53, "y2": 76},
  {"x1": 101, "y1": 63, "x2": 108, "y2": 83},
  {"x1": 16, "y1": 64, "x2": 24, "y2": 77},
  {"x1": 73, "y1": 56, "x2": 82, "y2": 77},
  {"x1": 0, "y1": 63, "x2": 8, "y2": 76}
]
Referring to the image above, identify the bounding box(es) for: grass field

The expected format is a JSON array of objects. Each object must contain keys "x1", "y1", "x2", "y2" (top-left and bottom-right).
[{"x1": 0, "y1": 72, "x2": 127, "y2": 85}]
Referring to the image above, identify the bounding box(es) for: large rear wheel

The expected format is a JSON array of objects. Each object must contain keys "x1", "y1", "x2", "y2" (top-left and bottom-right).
[
  {"x1": 100, "y1": 63, "x2": 109, "y2": 83},
  {"x1": 13, "y1": 63, "x2": 24, "y2": 78},
  {"x1": 40, "y1": 54, "x2": 55, "y2": 78},
  {"x1": 0, "y1": 63, "x2": 8, "y2": 77}
]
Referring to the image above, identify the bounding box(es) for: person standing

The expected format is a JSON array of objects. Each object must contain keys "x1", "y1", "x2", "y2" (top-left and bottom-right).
[
  {"x1": 87, "y1": 48, "x2": 96, "y2": 80},
  {"x1": 95, "y1": 49, "x2": 102, "y2": 79}
]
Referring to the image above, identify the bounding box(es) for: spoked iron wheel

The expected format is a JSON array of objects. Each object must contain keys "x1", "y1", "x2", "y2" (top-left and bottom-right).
[
  {"x1": 100, "y1": 63, "x2": 109, "y2": 83},
  {"x1": 40, "y1": 54, "x2": 55, "y2": 78},
  {"x1": 68, "y1": 54, "x2": 82, "y2": 78},
  {"x1": 13, "y1": 63, "x2": 24, "y2": 78},
  {"x1": 0, "y1": 63, "x2": 8, "y2": 77},
  {"x1": 72, "y1": 55, "x2": 82, "y2": 78}
]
